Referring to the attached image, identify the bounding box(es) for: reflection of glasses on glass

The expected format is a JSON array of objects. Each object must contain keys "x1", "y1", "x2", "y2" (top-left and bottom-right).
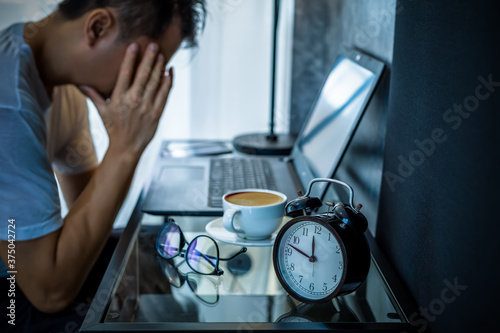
[
  {"x1": 157, "y1": 258, "x2": 221, "y2": 305},
  {"x1": 156, "y1": 219, "x2": 247, "y2": 276}
]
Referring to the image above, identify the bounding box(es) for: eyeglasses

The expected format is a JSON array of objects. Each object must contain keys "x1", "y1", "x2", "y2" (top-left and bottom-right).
[
  {"x1": 157, "y1": 258, "x2": 221, "y2": 305},
  {"x1": 156, "y1": 219, "x2": 247, "y2": 276}
]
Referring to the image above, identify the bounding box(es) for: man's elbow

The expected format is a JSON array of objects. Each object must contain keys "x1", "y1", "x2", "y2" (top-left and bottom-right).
[{"x1": 30, "y1": 288, "x2": 77, "y2": 314}]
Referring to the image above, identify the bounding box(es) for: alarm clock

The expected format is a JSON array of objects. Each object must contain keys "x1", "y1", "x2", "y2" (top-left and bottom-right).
[{"x1": 272, "y1": 178, "x2": 370, "y2": 303}]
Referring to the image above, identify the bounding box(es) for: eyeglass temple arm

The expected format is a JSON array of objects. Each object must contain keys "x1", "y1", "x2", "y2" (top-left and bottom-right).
[
  {"x1": 219, "y1": 247, "x2": 247, "y2": 261},
  {"x1": 183, "y1": 247, "x2": 247, "y2": 267},
  {"x1": 191, "y1": 247, "x2": 247, "y2": 263}
]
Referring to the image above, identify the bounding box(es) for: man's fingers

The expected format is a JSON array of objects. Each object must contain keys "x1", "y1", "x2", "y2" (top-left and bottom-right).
[
  {"x1": 112, "y1": 43, "x2": 139, "y2": 98},
  {"x1": 79, "y1": 85, "x2": 107, "y2": 111},
  {"x1": 153, "y1": 67, "x2": 174, "y2": 118},
  {"x1": 131, "y1": 43, "x2": 159, "y2": 97},
  {"x1": 143, "y1": 54, "x2": 166, "y2": 104}
]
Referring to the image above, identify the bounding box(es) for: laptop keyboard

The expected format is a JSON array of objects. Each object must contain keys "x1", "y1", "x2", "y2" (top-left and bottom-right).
[{"x1": 208, "y1": 158, "x2": 278, "y2": 207}]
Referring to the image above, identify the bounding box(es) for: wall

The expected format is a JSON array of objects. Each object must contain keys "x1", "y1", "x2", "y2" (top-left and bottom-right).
[
  {"x1": 290, "y1": 0, "x2": 395, "y2": 135},
  {"x1": 377, "y1": 1, "x2": 499, "y2": 332},
  {"x1": 0, "y1": 0, "x2": 39, "y2": 30}
]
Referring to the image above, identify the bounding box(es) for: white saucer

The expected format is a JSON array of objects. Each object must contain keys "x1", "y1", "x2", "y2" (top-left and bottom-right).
[{"x1": 205, "y1": 217, "x2": 291, "y2": 247}]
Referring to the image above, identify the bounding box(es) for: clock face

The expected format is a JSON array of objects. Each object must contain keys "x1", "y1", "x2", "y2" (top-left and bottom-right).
[{"x1": 274, "y1": 219, "x2": 346, "y2": 302}]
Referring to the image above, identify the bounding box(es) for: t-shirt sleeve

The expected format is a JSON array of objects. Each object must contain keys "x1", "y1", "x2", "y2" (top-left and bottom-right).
[{"x1": 0, "y1": 107, "x2": 63, "y2": 241}]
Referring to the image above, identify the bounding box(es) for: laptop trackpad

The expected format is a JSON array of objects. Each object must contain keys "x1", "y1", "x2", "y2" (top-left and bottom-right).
[
  {"x1": 142, "y1": 164, "x2": 210, "y2": 215},
  {"x1": 160, "y1": 166, "x2": 205, "y2": 182}
]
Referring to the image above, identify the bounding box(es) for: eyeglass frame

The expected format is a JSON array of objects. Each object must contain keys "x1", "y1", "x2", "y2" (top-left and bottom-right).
[{"x1": 156, "y1": 219, "x2": 247, "y2": 276}]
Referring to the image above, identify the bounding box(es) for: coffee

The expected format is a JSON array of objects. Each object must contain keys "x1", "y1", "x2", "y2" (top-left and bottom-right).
[{"x1": 225, "y1": 191, "x2": 283, "y2": 206}]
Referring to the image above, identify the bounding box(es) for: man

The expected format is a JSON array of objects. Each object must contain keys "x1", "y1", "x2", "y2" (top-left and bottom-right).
[{"x1": 0, "y1": 0, "x2": 205, "y2": 330}]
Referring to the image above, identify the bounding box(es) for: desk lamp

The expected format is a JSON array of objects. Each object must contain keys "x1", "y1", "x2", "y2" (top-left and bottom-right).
[{"x1": 232, "y1": 0, "x2": 296, "y2": 155}]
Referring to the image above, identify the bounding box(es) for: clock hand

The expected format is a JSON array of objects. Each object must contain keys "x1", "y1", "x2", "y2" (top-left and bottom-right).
[
  {"x1": 288, "y1": 244, "x2": 317, "y2": 263},
  {"x1": 312, "y1": 235, "x2": 315, "y2": 259},
  {"x1": 288, "y1": 244, "x2": 312, "y2": 259},
  {"x1": 311, "y1": 235, "x2": 316, "y2": 277}
]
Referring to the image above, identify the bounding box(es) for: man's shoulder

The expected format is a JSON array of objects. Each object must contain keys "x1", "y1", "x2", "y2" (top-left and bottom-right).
[
  {"x1": 0, "y1": 23, "x2": 50, "y2": 116},
  {"x1": 0, "y1": 23, "x2": 32, "y2": 70},
  {"x1": 0, "y1": 23, "x2": 25, "y2": 49}
]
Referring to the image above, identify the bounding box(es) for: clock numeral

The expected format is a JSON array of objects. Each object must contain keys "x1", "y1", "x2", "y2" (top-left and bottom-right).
[
  {"x1": 309, "y1": 283, "x2": 315, "y2": 291},
  {"x1": 333, "y1": 274, "x2": 337, "y2": 283},
  {"x1": 293, "y1": 236, "x2": 300, "y2": 244},
  {"x1": 336, "y1": 245, "x2": 341, "y2": 254},
  {"x1": 338, "y1": 261, "x2": 343, "y2": 270},
  {"x1": 323, "y1": 283, "x2": 328, "y2": 291},
  {"x1": 328, "y1": 233, "x2": 332, "y2": 241},
  {"x1": 290, "y1": 263, "x2": 295, "y2": 271},
  {"x1": 299, "y1": 275, "x2": 303, "y2": 283},
  {"x1": 314, "y1": 226, "x2": 322, "y2": 235},
  {"x1": 286, "y1": 247, "x2": 292, "y2": 256},
  {"x1": 302, "y1": 228, "x2": 309, "y2": 236}
]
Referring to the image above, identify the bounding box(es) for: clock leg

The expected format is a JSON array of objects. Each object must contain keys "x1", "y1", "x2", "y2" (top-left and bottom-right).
[{"x1": 332, "y1": 297, "x2": 341, "y2": 313}]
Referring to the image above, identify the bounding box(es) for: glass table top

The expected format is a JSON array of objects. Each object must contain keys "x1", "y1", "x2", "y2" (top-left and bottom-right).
[{"x1": 81, "y1": 204, "x2": 418, "y2": 332}]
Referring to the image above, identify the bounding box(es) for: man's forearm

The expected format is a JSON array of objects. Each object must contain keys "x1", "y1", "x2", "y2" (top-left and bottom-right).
[
  {"x1": 56, "y1": 168, "x2": 96, "y2": 209},
  {"x1": 54, "y1": 147, "x2": 141, "y2": 295},
  {"x1": 13, "y1": 146, "x2": 138, "y2": 315},
  {"x1": 0, "y1": 146, "x2": 142, "y2": 313}
]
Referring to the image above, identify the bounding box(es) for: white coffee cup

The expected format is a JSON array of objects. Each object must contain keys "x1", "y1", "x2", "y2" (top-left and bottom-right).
[{"x1": 222, "y1": 189, "x2": 287, "y2": 240}]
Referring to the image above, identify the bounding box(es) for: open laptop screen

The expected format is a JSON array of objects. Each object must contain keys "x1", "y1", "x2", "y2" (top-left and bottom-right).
[{"x1": 291, "y1": 51, "x2": 384, "y2": 197}]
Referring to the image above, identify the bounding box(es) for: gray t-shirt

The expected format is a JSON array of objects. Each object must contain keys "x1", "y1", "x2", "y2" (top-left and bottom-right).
[{"x1": 0, "y1": 23, "x2": 98, "y2": 276}]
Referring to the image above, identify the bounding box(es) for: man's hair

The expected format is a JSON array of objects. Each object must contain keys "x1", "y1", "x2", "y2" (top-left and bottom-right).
[{"x1": 57, "y1": 0, "x2": 206, "y2": 47}]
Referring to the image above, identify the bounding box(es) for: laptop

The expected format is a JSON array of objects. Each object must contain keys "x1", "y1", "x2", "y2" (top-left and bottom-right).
[{"x1": 142, "y1": 50, "x2": 385, "y2": 216}]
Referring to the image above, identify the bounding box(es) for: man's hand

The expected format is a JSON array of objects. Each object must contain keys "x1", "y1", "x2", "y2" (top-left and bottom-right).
[{"x1": 80, "y1": 42, "x2": 173, "y2": 156}]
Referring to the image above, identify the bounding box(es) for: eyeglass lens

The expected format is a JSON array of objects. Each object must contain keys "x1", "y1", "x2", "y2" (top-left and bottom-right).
[
  {"x1": 157, "y1": 223, "x2": 220, "y2": 275},
  {"x1": 157, "y1": 222, "x2": 182, "y2": 259},
  {"x1": 159, "y1": 259, "x2": 219, "y2": 305},
  {"x1": 162, "y1": 260, "x2": 183, "y2": 287},
  {"x1": 187, "y1": 236, "x2": 219, "y2": 275},
  {"x1": 187, "y1": 274, "x2": 219, "y2": 304}
]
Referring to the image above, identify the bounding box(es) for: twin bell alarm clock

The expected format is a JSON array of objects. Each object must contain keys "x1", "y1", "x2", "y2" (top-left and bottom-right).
[{"x1": 272, "y1": 178, "x2": 370, "y2": 303}]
